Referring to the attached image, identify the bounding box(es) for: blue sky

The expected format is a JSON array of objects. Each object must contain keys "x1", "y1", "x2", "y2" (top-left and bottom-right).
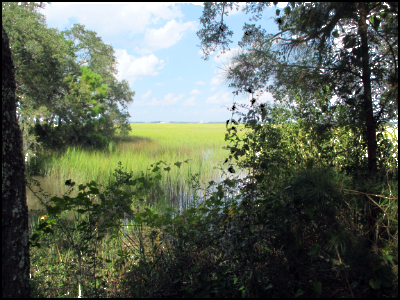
[{"x1": 40, "y1": 2, "x2": 287, "y2": 123}]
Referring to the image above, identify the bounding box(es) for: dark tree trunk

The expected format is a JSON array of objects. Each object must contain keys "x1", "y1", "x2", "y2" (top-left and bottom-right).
[
  {"x1": 358, "y1": 3, "x2": 380, "y2": 250},
  {"x1": 2, "y1": 25, "x2": 31, "y2": 298},
  {"x1": 358, "y1": 2, "x2": 377, "y2": 180}
]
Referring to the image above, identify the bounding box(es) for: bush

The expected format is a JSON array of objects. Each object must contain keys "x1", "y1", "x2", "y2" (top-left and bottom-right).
[{"x1": 87, "y1": 132, "x2": 109, "y2": 149}]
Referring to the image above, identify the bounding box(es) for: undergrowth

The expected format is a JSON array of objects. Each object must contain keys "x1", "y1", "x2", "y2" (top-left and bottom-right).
[{"x1": 27, "y1": 107, "x2": 398, "y2": 297}]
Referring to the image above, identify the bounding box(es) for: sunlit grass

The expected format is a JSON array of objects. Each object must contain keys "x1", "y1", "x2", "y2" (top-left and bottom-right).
[{"x1": 37, "y1": 123, "x2": 230, "y2": 209}]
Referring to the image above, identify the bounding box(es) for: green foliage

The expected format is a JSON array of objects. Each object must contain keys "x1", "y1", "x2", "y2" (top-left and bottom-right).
[
  {"x1": 2, "y1": 3, "x2": 134, "y2": 156},
  {"x1": 26, "y1": 113, "x2": 398, "y2": 297},
  {"x1": 2, "y1": 2, "x2": 75, "y2": 157},
  {"x1": 15, "y1": 1, "x2": 398, "y2": 296},
  {"x1": 30, "y1": 65, "x2": 118, "y2": 150},
  {"x1": 61, "y1": 23, "x2": 135, "y2": 137},
  {"x1": 86, "y1": 132, "x2": 108, "y2": 148},
  {"x1": 198, "y1": 2, "x2": 398, "y2": 180},
  {"x1": 28, "y1": 160, "x2": 184, "y2": 297},
  {"x1": 219, "y1": 102, "x2": 397, "y2": 297}
]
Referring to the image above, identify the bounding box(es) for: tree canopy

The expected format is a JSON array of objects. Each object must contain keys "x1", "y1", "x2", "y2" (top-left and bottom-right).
[
  {"x1": 2, "y1": 2, "x2": 135, "y2": 153},
  {"x1": 197, "y1": 2, "x2": 398, "y2": 179}
]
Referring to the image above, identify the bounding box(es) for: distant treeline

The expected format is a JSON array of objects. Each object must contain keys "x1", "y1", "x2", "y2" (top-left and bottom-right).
[{"x1": 130, "y1": 122, "x2": 226, "y2": 124}]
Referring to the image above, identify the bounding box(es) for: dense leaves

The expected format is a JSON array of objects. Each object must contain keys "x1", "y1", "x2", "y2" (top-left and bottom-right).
[
  {"x1": 61, "y1": 24, "x2": 135, "y2": 137},
  {"x1": 198, "y1": 2, "x2": 398, "y2": 179},
  {"x1": 2, "y1": 2, "x2": 135, "y2": 155}
]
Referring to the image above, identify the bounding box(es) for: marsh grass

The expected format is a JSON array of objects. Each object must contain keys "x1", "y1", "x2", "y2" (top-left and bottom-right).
[{"x1": 36, "y1": 124, "x2": 232, "y2": 210}]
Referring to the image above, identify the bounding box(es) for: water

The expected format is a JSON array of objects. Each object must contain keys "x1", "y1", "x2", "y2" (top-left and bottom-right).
[
  {"x1": 26, "y1": 166, "x2": 250, "y2": 237},
  {"x1": 26, "y1": 176, "x2": 74, "y2": 210}
]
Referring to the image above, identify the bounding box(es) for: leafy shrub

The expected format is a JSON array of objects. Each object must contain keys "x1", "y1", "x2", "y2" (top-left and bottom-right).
[
  {"x1": 87, "y1": 132, "x2": 109, "y2": 149},
  {"x1": 28, "y1": 101, "x2": 398, "y2": 297}
]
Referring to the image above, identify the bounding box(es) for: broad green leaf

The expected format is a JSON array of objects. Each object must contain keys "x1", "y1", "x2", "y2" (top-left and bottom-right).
[
  {"x1": 294, "y1": 289, "x2": 303, "y2": 297},
  {"x1": 384, "y1": 254, "x2": 393, "y2": 262},
  {"x1": 313, "y1": 282, "x2": 322, "y2": 295},
  {"x1": 370, "y1": 15, "x2": 381, "y2": 30},
  {"x1": 369, "y1": 279, "x2": 381, "y2": 289}
]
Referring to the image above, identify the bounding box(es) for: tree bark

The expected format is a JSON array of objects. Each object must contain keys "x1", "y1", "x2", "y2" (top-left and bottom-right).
[
  {"x1": 358, "y1": 2, "x2": 377, "y2": 180},
  {"x1": 2, "y1": 25, "x2": 31, "y2": 298}
]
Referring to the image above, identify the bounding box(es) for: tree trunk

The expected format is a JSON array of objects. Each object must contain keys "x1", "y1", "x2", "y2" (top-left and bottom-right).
[
  {"x1": 2, "y1": 25, "x2": 31, "y2": 298},
  {"x1": 358, "y1": 2, "x2": 377, "y2": 180},
  {"x1": 358, "y1": 3, "x2": 381, "y2": 250}
]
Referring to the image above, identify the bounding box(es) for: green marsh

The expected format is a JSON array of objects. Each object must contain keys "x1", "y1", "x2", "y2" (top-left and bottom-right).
[{"x1": 26, "y1": 123, "x2": 233, "y2": 211}]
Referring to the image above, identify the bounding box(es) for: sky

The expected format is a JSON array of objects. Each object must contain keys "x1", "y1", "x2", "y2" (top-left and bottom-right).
[{"x1": 39, "y1": 2, "x2": 288, "y2": 123}]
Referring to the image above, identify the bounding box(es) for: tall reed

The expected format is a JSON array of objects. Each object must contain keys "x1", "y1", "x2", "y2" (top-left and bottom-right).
[{"x1": 39, "y1": 124, "x2": 231, "y2": 209}]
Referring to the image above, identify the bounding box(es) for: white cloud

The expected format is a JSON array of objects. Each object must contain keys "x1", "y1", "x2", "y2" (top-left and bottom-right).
[
  {"x1": 209, "y1": 47, "x2": 252, "y2": 87},
  {"x1": 115, "y1": 49, "x2": 165, "y2": 82},
  {"x1": 142, "y1": 90, "x2": 152, "y2": 99},
  {"x1": 175, "y1": 76, "x2": 184, "y2": 81},
  {"x1": 142, "y1": 19, "x2": 197, "y2": 53},
  {"x1": 206, "y1": 92, "x2": 232, "y2": 104},
  {"x1": 183, "y1": 96, "x2": 197, "y2": 106},
  {"x1": 256, "y1": 90, "x2": 275, "y2": 104},
  {"x1": 276, "y1": 2, "x2": 289, "y2": 8},
  {"x1": 155, "y1": 82, "x2": 163, "y2": 86},
  {"x1": 42, "y1": 3, "x2": 185, "y2": 45},
  {"x1": 213, "y1": 46, "x2": 244, "y2": 64},
  {"x1": 210, "y1": 74, "x2": 225, "y2": 85},
  {"x1": 210, "y1": 87, "x2": 216, "y2": 92},
  {"x1": 189, "y1": 89, "x2": 201, "y2": 95},
  {"x1": 147, "y1": 93, "x2": 185, "y2": 106},
  {"x1": 195, "y1": 80, "x2": 206, "y2": 85},
  {"x1": 231, "y1": 89, "x2": 276, "y2": 105}
]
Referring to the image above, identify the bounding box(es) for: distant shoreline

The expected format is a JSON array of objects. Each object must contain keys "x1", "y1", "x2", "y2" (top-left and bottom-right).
[
  {"x1": 129, "y1": 122, "x2": 226, "y2": 124},
  {"x1": 129, "y1": 121, "x2": 398, "y2": 125}
]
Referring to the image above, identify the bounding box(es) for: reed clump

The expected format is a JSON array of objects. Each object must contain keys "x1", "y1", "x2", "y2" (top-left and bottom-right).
[{"x1": 28, "y1": 124, "x2": 234, "y2": 209}]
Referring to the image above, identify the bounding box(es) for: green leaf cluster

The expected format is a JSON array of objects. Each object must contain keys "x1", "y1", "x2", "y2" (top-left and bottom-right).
[{"x1": 2, "y1": 3, "x2": 135, "y2": 154}]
